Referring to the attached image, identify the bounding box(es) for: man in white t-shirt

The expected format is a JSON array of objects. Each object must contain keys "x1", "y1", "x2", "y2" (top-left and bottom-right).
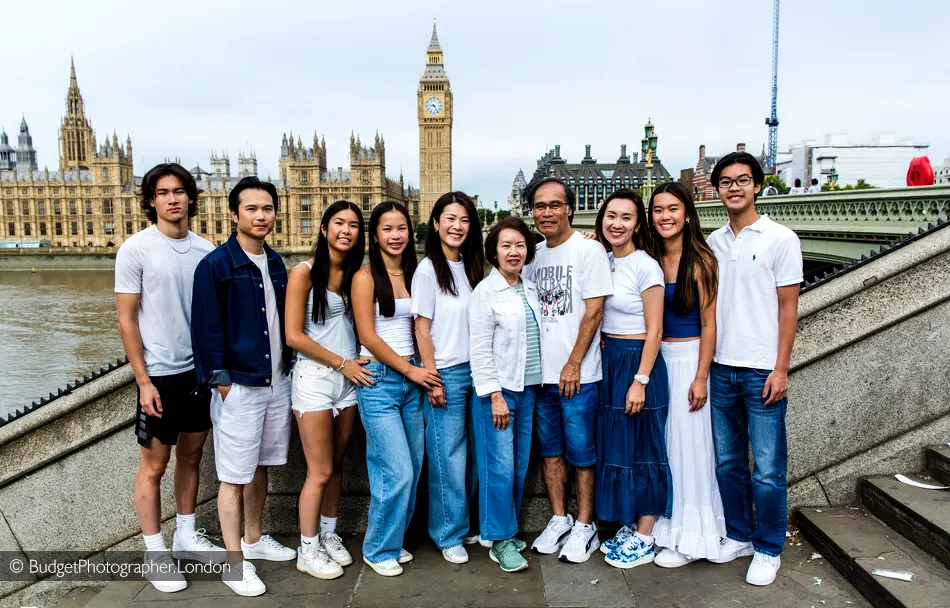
[
  {"x1": 704, "y1": 152, "x2": 802, "y2": 587},
  {"x1": 521, "y1": 177, "x2": 613, "y2": 563},
  {"x1": 115, "y1": 163, "x2": 220, "y2": 593},
  {"x1": 807, "y1": 178, "x2": 821, "y2": 193},
  {"x1": 191, "y1": 177, "x2": 296, "y2": 596}
]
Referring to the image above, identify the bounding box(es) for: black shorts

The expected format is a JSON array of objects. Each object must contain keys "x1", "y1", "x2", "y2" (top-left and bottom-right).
[{"x1": 135, "y1": 369, "x2": 212, "y2": 447}]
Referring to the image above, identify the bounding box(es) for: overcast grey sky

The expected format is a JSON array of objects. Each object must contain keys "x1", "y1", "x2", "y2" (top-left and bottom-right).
[{"x1": 3, "y1": 0, "x2": 947, "y2": 205}]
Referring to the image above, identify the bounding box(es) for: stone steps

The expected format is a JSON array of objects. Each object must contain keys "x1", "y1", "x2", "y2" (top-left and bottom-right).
[{"x1": 925, "y1": 445, "x2": 950, "y2": 486}]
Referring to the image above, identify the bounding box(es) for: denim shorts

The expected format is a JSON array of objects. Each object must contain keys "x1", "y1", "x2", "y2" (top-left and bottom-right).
[{"x1": 534, "y1": 383, "x2": 599, "y2": 467}]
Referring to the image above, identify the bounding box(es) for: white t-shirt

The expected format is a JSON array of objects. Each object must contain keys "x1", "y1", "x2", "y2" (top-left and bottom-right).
[
  {"x1": 807, "y1": 185, "x2": 821, "y2": 193},
  {"x1": 523, "y1": 231, "x2": 613, "y2": 384},
  {"x1": 411, "y1": 257, "x2": 472, "y2": 369},
  {"x1": 707, "y1": 215, "x2": 803, "y2": 370},
  {"x1": 602, "y1": 250, "x2": 665, "y2": 335},
  {"x1": 788, "y1": 187, "x2": 806, "y2": 195},
  {"x1": 247, "y1": 251, "x2": 284, "y2": 379},
  {"x1": 114, "y1": 225, "x2": 214, "y2": 376}
]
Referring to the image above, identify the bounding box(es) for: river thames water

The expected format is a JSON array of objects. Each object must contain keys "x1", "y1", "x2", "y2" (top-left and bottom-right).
[{"x1": 0, "y1": 270, "x2": 124, "y2": 415}]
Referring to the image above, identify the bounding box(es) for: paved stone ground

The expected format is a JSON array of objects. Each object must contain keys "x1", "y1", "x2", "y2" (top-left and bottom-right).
[{"x1": 65, "y1": 533, "x2": 869, "y2": 608}]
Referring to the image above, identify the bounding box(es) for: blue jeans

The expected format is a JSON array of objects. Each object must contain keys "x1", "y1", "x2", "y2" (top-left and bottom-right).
[
  {"x1": 709, "y1": 363, "x2": 788, "y2": 557},
  {"x1": 356, "y1": 359, "x2": 425, "y2": 563},
  {"x1": 535, "y1": 383, "x2": 599, "y2": 467},
  {"x1": 473, "y1": 387, "x2": 536, "y2": 542},
  {"x1": 424, "y1": 363, "x2": 473, "y2": 550}
]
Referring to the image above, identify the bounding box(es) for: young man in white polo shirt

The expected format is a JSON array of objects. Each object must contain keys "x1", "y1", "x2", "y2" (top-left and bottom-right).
[{"x1": 705, "y1": 152, "x2": 802, "y2": 586}]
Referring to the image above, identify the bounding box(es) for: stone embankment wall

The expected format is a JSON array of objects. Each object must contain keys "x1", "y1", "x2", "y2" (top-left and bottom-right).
[{"x1": 1, "y1": 225, "x2": 948, "y2": 605}]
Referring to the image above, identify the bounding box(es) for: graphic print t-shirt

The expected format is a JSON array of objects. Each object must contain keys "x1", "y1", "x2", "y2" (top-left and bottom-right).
[{"x1": 523, "y1": 231, "x2": 613, "y2": 384}]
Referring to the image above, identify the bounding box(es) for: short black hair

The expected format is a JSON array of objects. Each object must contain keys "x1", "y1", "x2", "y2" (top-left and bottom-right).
[
  {"x1": 710, "y1": 152, "x2": 765, "y2": 189},
  {"x1": 228, "y1": 176, "x2": 279, "y2": 214},
  {"x1": 485, "y1": 216, "x2": 536, "y2": 269},
  {"x1": 523, "y1": 177, "x2": 576, "y2": 225},
  {"x1": 138, "y1": 163, "x2": 202, "y2": 223},
  {"x1": 811, "y1": 178, "x2": 819, "y2": 186}
]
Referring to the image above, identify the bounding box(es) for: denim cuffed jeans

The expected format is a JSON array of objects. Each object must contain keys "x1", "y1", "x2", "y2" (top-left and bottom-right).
[
  {"x1": 356, "y1": 359, "x2": 425, "y2": 563},
  {"x1": 473, "y1": 387, "x2": 536, "y2": 542},
  {"x1": 424, "y1": 362, "x2": 473, "y2": 550},
  {"x1": 709, "y1": 363, "x2": 788, "y2": 557}
]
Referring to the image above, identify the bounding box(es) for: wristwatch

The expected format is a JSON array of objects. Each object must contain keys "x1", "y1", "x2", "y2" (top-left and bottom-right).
[{"x1": 634, "y1": 374, "x2": 650, "y2": 385}]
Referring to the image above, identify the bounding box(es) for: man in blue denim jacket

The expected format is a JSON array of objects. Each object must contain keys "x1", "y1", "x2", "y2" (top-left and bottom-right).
[{"x1": 191, "y1": 177, "x2": 296, "y2": 597}]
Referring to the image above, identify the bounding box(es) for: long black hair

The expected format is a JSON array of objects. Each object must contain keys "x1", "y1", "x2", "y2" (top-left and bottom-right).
[
  {"x1": 368, "y1": 201, "x2": 416, "y2": 317},
  {"x1": 310, "y1": 200, "x2": 365, "y2": 324},
  {"x1": 646, "y1": 182, "x2": 718, "y2": 314},
  {"x1": 423, "y1": 191, "x2": 485, "y2": 296}
]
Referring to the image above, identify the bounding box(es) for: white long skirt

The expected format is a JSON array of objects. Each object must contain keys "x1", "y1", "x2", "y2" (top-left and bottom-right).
[{"x1": 651, "y1": 340, "x2": 726, "y2": 560}]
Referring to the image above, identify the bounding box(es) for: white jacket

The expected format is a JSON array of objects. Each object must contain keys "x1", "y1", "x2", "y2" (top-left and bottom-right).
[{"x1": 468, "y1": 267, "x2": 543, "y2": 397}]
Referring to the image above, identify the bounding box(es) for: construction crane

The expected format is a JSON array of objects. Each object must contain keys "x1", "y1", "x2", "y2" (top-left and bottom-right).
[{"x1": 765, "y1": 0, "x2": 780, "y2": 172}]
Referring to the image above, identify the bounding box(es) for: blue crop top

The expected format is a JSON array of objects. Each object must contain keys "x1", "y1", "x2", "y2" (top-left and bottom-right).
[{"x1": 663, "y1": 282, "x2": 702, "y2": 339}]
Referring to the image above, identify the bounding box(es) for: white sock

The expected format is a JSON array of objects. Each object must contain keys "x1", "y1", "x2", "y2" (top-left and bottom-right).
[
  {"x1": 176, "y1": 513, "x2": 196, "y2": 538},
  {"x1": 635, "y1": 531, "x2": 654, "y2": 544},
  {"x1": 143, "y1": 532, "x2": 167, "y2": 552},
  {"x1": 320, "y1": 515, "x2": 337, "y2": 537},
  {"x1": 301, "y1": 534, "x2": 318, "y2": 548},
  {"x1": 553, "y1": 515, "x2": 570, "y2": 525}
]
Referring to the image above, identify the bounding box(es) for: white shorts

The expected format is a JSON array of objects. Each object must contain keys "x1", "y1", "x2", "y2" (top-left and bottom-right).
[
  {"x1": 291, "y1": 358, "x2": 357, "y2": 417},
  {"x1": 210, "y1": 375, "x2": 292, "y2": 484}
]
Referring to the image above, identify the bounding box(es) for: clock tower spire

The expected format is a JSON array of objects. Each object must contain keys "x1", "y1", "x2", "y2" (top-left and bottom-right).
[{"x1": 418, "y1": 18, "x2": 452, "y2": 223}]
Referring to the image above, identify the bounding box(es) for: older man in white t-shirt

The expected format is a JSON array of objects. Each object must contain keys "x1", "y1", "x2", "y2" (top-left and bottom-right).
[
  {"x1": 704, "y1": 152, "x2": 802, "y2": 587},
  {"x1": 522, "y1": 177, "x2": 613, "y2": 564}
]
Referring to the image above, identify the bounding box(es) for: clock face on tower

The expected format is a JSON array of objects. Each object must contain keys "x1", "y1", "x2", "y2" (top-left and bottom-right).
[{"x1": 424, "y1": 96, "x2": 443, "y2": 115}]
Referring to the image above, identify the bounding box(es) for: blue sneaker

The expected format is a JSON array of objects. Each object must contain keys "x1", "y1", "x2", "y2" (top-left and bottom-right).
[
  {"x1": 605, "y1": 534, "x2": 654, "y2": 569},
  {"x1": 600, "y1": 525, "x2": 635, "y2": 555}
]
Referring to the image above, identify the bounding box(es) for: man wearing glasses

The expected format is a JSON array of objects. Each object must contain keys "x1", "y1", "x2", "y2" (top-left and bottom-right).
[
  {"x1": 705, "y1": 153, "x2": 802, "y2": 586},
  {"x1": 521, "y1": 177, "x2": 613, "y2": 563}
]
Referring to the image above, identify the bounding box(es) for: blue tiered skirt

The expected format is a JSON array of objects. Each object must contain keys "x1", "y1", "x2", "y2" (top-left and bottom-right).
[{"x1": 595, "y1": 336, "x2": 672, "y2": 525}]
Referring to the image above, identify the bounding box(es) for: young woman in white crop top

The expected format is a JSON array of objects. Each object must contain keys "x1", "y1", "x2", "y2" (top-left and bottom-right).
[
  {"x1": 593, "y1": 189, "x2": 671, "y2": 570},
  {"x1": 285, "y1": 201, "x2": 371, "y2": 578},
  {"x1": 351, "y1": 201, "x2": 442, "y2": 577}
]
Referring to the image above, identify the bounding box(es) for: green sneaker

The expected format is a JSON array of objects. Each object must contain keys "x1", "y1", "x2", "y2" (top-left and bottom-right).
[
  {"x1": 490, "y1": 539, "x2": 528, "y2": 573},
  {"x1": 511, "y1": 538, "x2": 527, "y2": 553}
]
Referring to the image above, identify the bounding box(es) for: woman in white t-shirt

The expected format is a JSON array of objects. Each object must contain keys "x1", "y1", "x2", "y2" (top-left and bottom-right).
[
  {"x1": 411, "y1": 192, "x2": 485, "y2": 565},
  {"x1": 593, "y1": 188, "x2": 671, "y2": 570},
  {"x1": 285, "y1": 200, "x2": 374, "y2": 579},
  {"x1": 351, "y1": 201, "x2": 442, "y2": 577}
]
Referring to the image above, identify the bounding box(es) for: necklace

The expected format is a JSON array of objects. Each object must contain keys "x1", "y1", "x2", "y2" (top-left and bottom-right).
[
  {"x1": 159, "y1": 230, "x2": 192, "y2": 255},
  {"x1": 386, "y1": 269, "x2": 404, "y2": 276}
]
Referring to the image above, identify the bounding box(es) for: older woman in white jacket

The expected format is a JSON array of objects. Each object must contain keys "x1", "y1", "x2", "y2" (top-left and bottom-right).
[{"x1": 468, "y1": 217, "x2": 543, "y2": 574}]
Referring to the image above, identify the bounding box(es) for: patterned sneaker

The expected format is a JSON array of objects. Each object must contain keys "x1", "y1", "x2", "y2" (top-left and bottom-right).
[
  {"x1": 600, "y1": 525, "x2": 635, "y2": 555},
  {"x1": 558, "y1": 521, "x2": 600, "y2": 564},
  {"x1": 172, "y1": 528, "x2": 227, "y2": 564},
  {"x1": 320, "y1": 532, "x2": 353, "y2": 567},
  {"x1": 490, "y1": 539, "x2": 528, "y2": 573},
  {"x1": 605, "y1": 534, "x2": 654, "y2": 569},
  {"x1": 297, "y1": 545, "x2": 344, "y2": 580},
  {"x1": 531, "y1": 514, "x2": 574, "y2": 554},
  {"x1": 241, "y1": 534, "x2": 296, "y2": 562}
]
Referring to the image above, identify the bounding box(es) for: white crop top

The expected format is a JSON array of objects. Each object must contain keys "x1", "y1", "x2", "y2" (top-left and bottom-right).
[
  {"x1": 602, "y1": 250, "x2": 665, "y2": 335},
  {"x1": 297, "y1": 262, "x2": 357, "y2": 362},
  {"x1": 360, "y1": 298, "x2": 415, "y2": 357}
]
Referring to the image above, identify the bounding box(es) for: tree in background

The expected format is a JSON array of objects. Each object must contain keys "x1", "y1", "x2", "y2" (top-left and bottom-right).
[
  {"x1": 477, "y1": 208, "x2": 496, "y2": 227},
  {"x1": 415, "y1": 222, "x2": 428, "y2": 242},
  {"x1": 496, "y1": 210, "x2": 511, "y2": 222},
  {"x1": 763, "y1": 174, "x2": 788, "y2": 194},
  {"x1": 842, "y1": 179, "x2": 875, "y2": 190}
]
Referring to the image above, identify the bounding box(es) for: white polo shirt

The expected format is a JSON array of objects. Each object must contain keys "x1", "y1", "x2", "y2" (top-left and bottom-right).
[{"x1": 707, "y1": 215, "x2": 803, "y2": 370}]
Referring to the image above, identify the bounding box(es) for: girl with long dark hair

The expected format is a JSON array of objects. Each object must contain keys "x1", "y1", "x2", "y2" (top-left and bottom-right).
[
  {"x1": 285, "y1": 200, "x2": 371, "y2": 579},
  {"x1": 411, "y1": 191, "x2": 484, "y2": 564},
  {"x1": 351, "y1": 201, "x2": 442, "y2": 577},
  {"x1": 646, "y1": 182, "x2": 726, "y2": 567},
  {"x1": 593, "y1": 188, "x2": 671, "y2": 570}
]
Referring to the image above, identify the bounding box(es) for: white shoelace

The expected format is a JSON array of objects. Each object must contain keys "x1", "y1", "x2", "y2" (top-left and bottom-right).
[
  {"x1": 258, "y1": 535, "x2": 284, "y2": 551},
  {"x1": 241, "y1": 561, "x2": 258, "y2": 581},
  {"x1": 751, "y1": 552, "x2": 776, "y2": 566},
  {"x1": 543, "y1": 518, "x2": 568, "y2": 537},
  {"x1": 190, "y1": 529, "x2": 219, "y2": 550},
  {"x1": 567, "y1": 525, "x2": 591, "y2": 543},
  {"x1": 322, "y1": 533, "x2": 345, "y2": 553}
]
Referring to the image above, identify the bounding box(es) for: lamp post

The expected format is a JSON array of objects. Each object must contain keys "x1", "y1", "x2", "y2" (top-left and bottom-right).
[
  {"x1": 640, "y1": 119, "x2": 658, "y2": 199},
  {"x1": 828, "y1": 166, "x2": 839, "y2": 190}
]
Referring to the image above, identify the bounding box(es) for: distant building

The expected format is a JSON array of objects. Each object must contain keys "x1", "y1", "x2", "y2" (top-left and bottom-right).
[
  {"x1": 935, "y1": 157, "x2": 950, "y2": 185},
  {"x1": 16, "y1": 117, "x2": 39, "y2": 173},
  {"x1": 693, "y1": 143, "x2": 770, "y2": 200},
  {"x1": 777, "y1": 133, "x2": 929, "y2": 189},
  {"x1": 0, "y1": 130, "x2": 14, "y2": 170},
  {"x1": 506, "y1": 169, "x2": 527, "y2": 216}
]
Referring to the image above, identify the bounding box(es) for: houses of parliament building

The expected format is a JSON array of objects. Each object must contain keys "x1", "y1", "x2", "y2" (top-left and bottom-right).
[{"x1": 0, "y1": 21, "x2": 453, "y2": 250}]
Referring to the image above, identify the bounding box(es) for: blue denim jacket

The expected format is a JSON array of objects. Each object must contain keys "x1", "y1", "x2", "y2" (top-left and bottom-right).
[{"x1": 191, "y1": 234, "x2": 292, "y2": 388}]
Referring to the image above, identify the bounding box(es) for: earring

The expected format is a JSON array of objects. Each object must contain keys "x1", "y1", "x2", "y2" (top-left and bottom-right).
[{"x1": 685, "y1": 219, "x2": 690, "y2": 224}]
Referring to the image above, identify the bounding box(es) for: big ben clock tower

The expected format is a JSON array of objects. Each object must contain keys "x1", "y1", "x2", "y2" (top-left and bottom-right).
[{"x1": 418, "y1": 19, "x2": 453, "y2": 223}]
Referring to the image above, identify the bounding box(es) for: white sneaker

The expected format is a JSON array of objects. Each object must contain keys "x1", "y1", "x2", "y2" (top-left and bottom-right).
[
  {"x1": 707, "y1": 537, "x2": 754, "y2": 564},
  {"x1": 464, "y1": 533, "x2": 493, "y2": 548},
  {"x1": 600, "y1": 525, "x2": 635, "y2": 555},
  {"x1": 558, "y1": 521, "x2": 600, "y2": 564},
  {"x1": 531, "y1": 514, "x2": 574, "y2": 554},
  {"x1": 398, "y1": 548, "x2": 413, "y2": 564},
  {"x1": 746, "y1": 552, "x2": 781, "y2": 586},
  {"x1": 654, "y1": 547, "x2": 697, "y2": 568},
  {"x1": 222, "y1": 561, "x2": 266, "y2": 597},
  {"x1": 297, "y1": 545, "x2": 344, "y2": 580},
  {"x1": 442, "y1": 545, "x2": 469, "y2": 564},
  {"x1": 172, "y1": 528, "x2": 227, "y2": 564},
  {"x1": 143, "y1": 551, "x2": 187, "y2": 593},
  {"x1": 241, "y1": 534, "x2": 296, "y2": 562},
  {"x1": 363, "y1": 555, "x2": 403, "y2": 576},
  {"x1": 320, "y1": 532, "x2": 354, "y2": 567}
]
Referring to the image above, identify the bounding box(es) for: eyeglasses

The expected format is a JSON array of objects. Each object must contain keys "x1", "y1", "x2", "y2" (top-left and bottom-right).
[
  {"x1": 533, "y1": 202, "x2": 566, "y2": 213},
  {"x1": 717, "y1": 175, "x2": 754, "y2": 189}
]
